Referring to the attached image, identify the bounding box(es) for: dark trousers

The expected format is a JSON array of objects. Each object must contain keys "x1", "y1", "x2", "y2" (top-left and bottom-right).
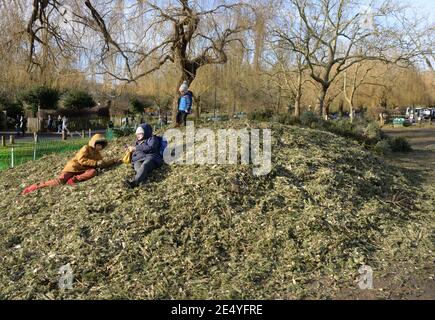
[
  {"x1": 133, "y1": 158, "x2": 159, "y2": 184},
  {"x1": 176, "y1": 111, "x2": 188, "y2": 126}
]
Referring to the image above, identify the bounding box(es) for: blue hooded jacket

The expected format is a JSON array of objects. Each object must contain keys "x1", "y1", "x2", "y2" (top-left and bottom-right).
[
  {"x1": 131, "y1": 123, "x2": 163, "y2": 165},
  {"x1": 178, "y1": 91, "x2": 193, "y2": 112}
]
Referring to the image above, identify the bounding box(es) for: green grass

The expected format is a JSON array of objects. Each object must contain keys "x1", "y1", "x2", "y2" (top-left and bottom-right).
[{"x1": 0, "y1": 139, "x2": 89, "y2": 171}]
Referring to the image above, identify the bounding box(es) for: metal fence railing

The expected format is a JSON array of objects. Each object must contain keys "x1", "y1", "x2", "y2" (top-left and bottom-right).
[{"x1": 0, "y1": 130, "x2": 114, "y2": 172}]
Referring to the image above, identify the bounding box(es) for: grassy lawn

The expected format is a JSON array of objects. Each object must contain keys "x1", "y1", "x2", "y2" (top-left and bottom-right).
[{"x1": 0, "y1": 138, "x2": 89, "y2": 171}]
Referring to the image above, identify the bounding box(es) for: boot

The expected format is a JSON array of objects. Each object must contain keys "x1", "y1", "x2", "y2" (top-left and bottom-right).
[{"x1": 123, "y1": 178, "x2": 139, "y2": 189}]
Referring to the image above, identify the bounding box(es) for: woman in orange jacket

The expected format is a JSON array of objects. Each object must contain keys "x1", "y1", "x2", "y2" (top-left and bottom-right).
[{"x1": 22, "y1": 134, "x2": 120, "y2": 195}]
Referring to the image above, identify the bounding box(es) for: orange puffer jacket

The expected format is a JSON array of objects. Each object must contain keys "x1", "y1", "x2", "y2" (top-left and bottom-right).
[{"x1": 62, "y1": 134, "x2": 113, "y2": 173}]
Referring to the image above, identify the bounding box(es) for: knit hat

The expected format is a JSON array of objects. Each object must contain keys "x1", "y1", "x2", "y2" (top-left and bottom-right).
[
  {"x1": 135, "y1": 126, "x2": 145, "y2": 135},
  {"x1": 179, "y1": 81, "x2": 189, "y2": 93}
]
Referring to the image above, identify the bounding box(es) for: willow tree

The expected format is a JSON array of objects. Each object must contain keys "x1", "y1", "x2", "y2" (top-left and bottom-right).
[
  {"x1": 140, "y1": 0, "x2": 250, "y2": 121},
  {"x1": 24, "y1": 0, "x2": 252, "y2": 123}
]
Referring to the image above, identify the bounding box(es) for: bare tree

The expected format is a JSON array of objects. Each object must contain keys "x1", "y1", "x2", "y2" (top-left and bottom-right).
[
  {"x1": 263, "y1": 46, "x2": 308, "y2": 117},
  {"x1": 272, "y1": 0, "x2": 421, "y2": 118},
  {"x1": 391, "y1": 7, "x2": 435, "y2": 71},
  {"x1": 25, "y1": 0, "x2": 82, "y2": 77},
  {"x1": 343, "y1": 61, "x2": 388, "y2": 122},
  {"x1": 3, "y1": 0, "x2": 432, "y2": 118},
  {"x1": 253, "y1": 9, "x2": 265, "y2": 71},
  {"x1": 75, "y1": 0, "x2": 252, "y2": 123},
  {"x1": 266, "y1": 8, "x2": 310, "y2": 117}
]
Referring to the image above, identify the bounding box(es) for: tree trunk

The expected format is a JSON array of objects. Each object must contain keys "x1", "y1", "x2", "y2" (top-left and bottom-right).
[
  {"x1": 324, "y1": 103, "x2": 330, "y2": 120},
  {"x1": 349, "y1": 102, "x2": 354, "y2": 123},
  {"x1": 316, "y1": 89, "x2": 326, "y2": 117},
  {"x1": 338, "y1": 100, "x2": 344, "y2": 118},
  {"x1": 41, "y1": 27, "x2": 49, "y2": 84},
  {"x1": 294, "y1": 72, "x2": 302, "y2": 117},
  {"x1": 345, "y1": 90, "x2": 355, "y2": 123},
  {"x1": 276, "y1": 88, "x2": 281, "y2": 114},
  {"x1": 253, "y1": 12, "x2": 265, "y2": 71},
  {"x1": 294, "y1": 94, "x2": 301, "y2": 117},
  {"x1": 316, "y1": 85, "x2": 330, "y2": 119},
  {"x1": 194, "y1": 95, "x2": 201, "y2": 120},
  {"x1": 232, "y1": 98, "x2": 236, "y2": 116},
  {"x1": 171, "y1": 78, "x2": 184, "y2": 125}
]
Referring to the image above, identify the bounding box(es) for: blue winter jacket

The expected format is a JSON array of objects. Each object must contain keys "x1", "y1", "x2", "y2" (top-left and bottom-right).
[
  {"x1": 131, "y1": 123, "x2": 163, "y2": 165},
  {"x1": 178, "y1": 91, "x2": 193, "y2": 112}
]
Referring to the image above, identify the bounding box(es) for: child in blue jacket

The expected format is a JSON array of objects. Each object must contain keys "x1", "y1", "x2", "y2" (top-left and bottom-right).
[
  {"x1": 176, "y1": 81, "x2": 193, "y2": 126},
  {"x1": 124, "y1": 123, "x2": 163, "y2": 189}
]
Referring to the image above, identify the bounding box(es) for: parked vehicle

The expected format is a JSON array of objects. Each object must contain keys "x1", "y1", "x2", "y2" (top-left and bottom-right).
[
  {"x1": 406, "y1": 107, "x2": 433, "y2": 120},
  {"x1": 233, "y1": 112, "x2": 247, "y2": 119},
  {"x1": 206, "y1": 115, "x2": 229, "y2": 122},
  {"x1": 421, "y1": 108, "x2": 431, "y2": 119}
]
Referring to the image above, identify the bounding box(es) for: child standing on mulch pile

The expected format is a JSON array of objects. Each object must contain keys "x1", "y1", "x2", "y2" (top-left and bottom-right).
[{"x1": 22, "y1": 134, "x2": 120, "y2": 195}]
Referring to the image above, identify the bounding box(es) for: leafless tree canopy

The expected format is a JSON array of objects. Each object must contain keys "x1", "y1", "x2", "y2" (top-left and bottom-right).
[{"x1": 0, "y1": 0, "x2": 434, "y2": 118}]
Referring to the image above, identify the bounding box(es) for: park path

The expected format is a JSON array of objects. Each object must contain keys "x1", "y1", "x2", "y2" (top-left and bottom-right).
[
  {"x1": 383, "y1": 126, "x2": 435, "y2": 185},
  {"x1": 382, "y1": 126, "x2": 434, "y2": 299},
  {"x1": 334, "y1": 126, "x2": 434, "y2": 300}
]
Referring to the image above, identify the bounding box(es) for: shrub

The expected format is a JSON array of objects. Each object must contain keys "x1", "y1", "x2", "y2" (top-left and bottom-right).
[
  {"x1": 330, "y1": 119, "x2": 355, "y2": 132},
  {"x1": 373, "y1": 140, "x2": 392, "y2": 155},
  {"x1": 300, "y1": 111, "x2": 320, "y2": 127},
  {"x1": 323, "y1": 120, "x2": 361, "y2": 140},
  {"x1": 364, "y1": 122, "x2": 384, "y2": 141},
  {"x1": 388, "y1": 136, "x2": 412, "y2": 152},
  {"x1": 353, "y1": 119, "x2": 369, "y2": 137},
  {"x1": 273, "y1": 113, "x2": 301, "y2": 126},
  {"x1": 62, "y1": 89, "x2": 96, "y2": 110},
  {"x1": 3, "y1": 102, "x2": 23, "y2": 120},
  {"x1": 310, "y1": 121, "x2": 322, "y2": 129},
  {"x1": 0, "y1": 92, "x2": 23, "y2": 119},
  {"x1": 0, "y1": 91, "x2": 12, "y2": 109},
  {"x1": 308, "y1": 119, "x2": 382, "y2": 147},
  {"x1": 97, "y1": 106, "x2": 110, "y2": 117},
  {"x1": 129, "y1": 98, "x2": 146, "y2": 115},
  {"x1": 248, "y1": 110, "x2": 274, "y2": 121},
  {"x1": 18, "y1": 86, "x2": 60, "y2": 115},
  {"x1": 352, "y1": 117, "x2": 371, "y2": 127}
]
